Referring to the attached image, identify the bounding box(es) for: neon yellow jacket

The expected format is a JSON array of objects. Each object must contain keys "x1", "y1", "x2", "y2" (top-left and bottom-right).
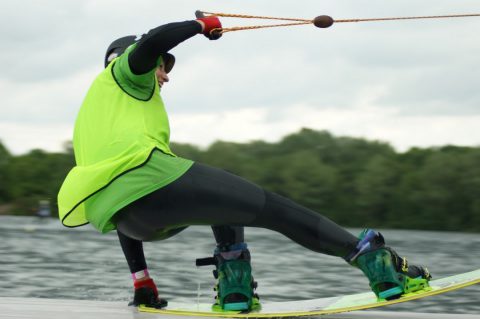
[{"x1": 58, "y1": 57, "x2": 174, "y2": 228}]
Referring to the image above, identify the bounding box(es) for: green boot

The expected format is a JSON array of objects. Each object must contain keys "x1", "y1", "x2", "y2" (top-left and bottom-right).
[
  {"x1": 346, "y1": 229, "x2": 432, "y2": 300},
  {"x1": 196, "y1": 243, "x2": 260, "y2": 311}
]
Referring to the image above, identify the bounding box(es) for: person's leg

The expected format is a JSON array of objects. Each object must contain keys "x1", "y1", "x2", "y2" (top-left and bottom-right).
[
  {"x1": 211, "y1": 226, "x2": 244, "y2": 247},
  {"x1": 117, "y1": 230, "x2": 167, "y2": 308},
  {"x1": 116, "y1": 162, "x2": 358, "y2": 258}
]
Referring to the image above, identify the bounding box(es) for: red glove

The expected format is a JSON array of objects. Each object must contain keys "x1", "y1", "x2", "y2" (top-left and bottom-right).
[
  {"x1": 134, "y1": 278, "x2": 158, "y2": 298},
  {"x1": 197, "y1": 16, "x2": 222, "y2": 40},
  {"x1": 132, "y1": 278, "x2": 168, "y2": 308}
]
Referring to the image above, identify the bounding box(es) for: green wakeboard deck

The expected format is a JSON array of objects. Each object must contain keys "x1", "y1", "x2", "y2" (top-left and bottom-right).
[{"x1": 139, "y1": 268, "x2": 480, "y2": 318}]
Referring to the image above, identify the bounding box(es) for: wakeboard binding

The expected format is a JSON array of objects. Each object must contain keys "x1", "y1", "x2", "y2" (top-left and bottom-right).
[
  {"x1": 346, "y1": 229, "x2": 432, "y2": 300},
  {"x1": 196, "y1": 243, "x2": 260, "y2": 311}
]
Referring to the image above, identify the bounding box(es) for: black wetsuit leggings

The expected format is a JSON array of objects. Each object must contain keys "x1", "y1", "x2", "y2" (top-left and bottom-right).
[{"x1": 116, "y1": 162, "x2": 358, "y2": 273}]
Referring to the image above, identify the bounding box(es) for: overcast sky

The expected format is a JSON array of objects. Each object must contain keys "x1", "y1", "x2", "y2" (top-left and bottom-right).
[{"x1": 1, "y1": 0, "x2": 479, "y2": 154}]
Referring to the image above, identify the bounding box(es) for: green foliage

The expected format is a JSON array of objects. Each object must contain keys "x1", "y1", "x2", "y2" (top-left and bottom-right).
[
  {"x1": 170, "y1": 142, "x2": 203, "y2": 161},
  {"x1": 0, "y1": 145, "x2": 74, "y2": 216},
  {"x1": 0, "y1": 140, "x2": 12, "y2": 203},
  {"x1": 0, "y1": 130, "x2": 479, "y2": 232}
]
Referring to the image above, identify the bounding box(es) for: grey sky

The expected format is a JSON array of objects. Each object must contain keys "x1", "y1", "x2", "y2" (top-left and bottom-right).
[{"x1": 1, "y1": 0, "x2": 479, "y2": 154}]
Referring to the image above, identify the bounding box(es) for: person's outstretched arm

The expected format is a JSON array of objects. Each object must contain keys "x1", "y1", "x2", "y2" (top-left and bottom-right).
[
  {"x1": 128, "y1": 21, "x2": 201, "y2": 75},
  {"x1": 128, "y1": 16, "x2": 220, "y2": 75}
]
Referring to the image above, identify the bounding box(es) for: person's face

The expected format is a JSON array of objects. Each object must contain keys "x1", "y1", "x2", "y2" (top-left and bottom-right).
[{"x1": 155, "y1": 63, "x2": 169, "y2": 88}]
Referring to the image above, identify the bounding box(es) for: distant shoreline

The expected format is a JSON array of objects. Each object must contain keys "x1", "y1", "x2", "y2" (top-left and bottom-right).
[{"x1": 0, "y1": 204, "x2": 13, "y2": 215}]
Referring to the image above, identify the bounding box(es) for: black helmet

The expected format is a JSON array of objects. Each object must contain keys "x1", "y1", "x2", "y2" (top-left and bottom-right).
[{"x1": 104, "y1": 35, "x2": 175, "y2": 73}]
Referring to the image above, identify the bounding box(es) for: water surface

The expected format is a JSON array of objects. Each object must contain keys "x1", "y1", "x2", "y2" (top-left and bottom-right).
[{"x1": 0, "y1": 216, "x2": 479, "y2": 314}]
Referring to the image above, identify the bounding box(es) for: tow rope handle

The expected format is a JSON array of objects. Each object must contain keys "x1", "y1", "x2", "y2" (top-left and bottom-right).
[
  {"x1": 195, "y1": 10, "x2": 223, "y2": 39},
  {"x1": 195, "y1": 10, "x2": 205, "y2": 18}
]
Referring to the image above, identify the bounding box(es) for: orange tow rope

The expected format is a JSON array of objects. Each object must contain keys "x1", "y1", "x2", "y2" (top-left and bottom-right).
[{"x1": 197, "y1": 10, "x2": 480, "y2": 34}]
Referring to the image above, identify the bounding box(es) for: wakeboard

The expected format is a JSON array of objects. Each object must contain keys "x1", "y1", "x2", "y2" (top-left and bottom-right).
[{"x1": 139, "y1": 268, "x2": 480, "y2": 318}]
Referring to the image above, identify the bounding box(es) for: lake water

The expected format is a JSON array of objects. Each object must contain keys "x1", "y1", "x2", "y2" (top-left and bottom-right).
[{"x1": 0, "y1": 216, "x2": 479, "y2": 315}]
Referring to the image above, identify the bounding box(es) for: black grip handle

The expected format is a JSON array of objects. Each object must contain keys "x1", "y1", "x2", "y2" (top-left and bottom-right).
[{"x1": 195, "y1": 10, "x2": 205, "y2": 19}]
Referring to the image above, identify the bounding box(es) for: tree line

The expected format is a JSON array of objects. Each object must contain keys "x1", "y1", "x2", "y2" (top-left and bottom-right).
[{"x1": 1, "y1": 128, "x2": 479, "y2": 232}]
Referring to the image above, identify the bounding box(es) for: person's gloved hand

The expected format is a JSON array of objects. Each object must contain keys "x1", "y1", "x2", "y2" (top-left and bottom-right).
[
  {"x1": 196, "y1": 16, "x2": 222, "y2": 40},
  {"x1": 130, "y1": 278, "x2": 168, "y2": 308}
]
